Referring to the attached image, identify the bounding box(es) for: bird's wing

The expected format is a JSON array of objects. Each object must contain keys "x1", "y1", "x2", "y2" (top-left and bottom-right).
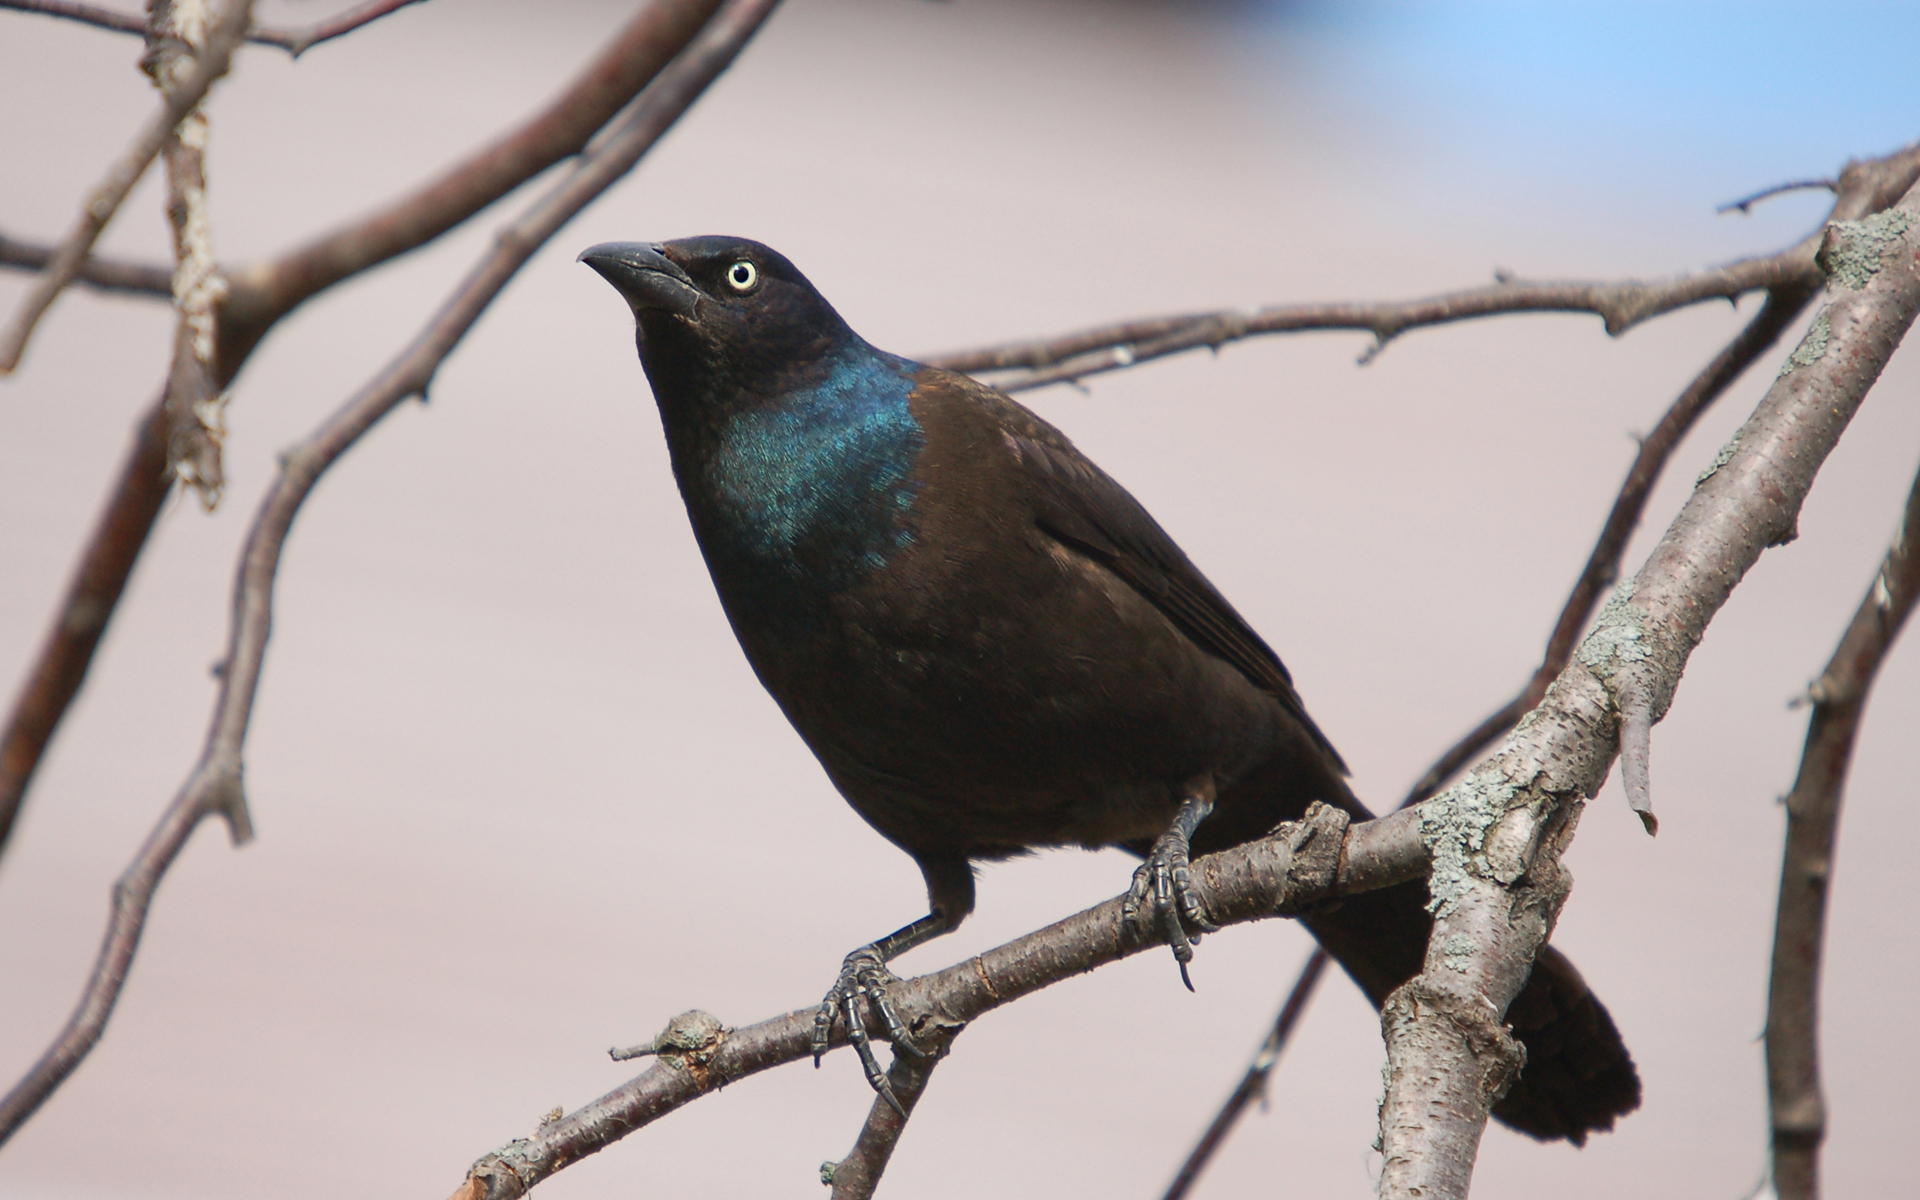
[{"x1": 982, "y1": 397, "x2": 1347, "y2": 774}]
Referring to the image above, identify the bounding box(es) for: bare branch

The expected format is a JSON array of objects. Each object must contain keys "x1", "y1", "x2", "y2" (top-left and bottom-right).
[
  {"x1": 1720, "y1": 178, "x2": 1838, "y2": 216},
  {"x1": 0, "y1": 231, "x2": 174, "y2": 296},
  {"x1": 926, "y1": 143, "x2": 1920, "y2": 393},
  {"x1": 1159, "y1": 948, "x2": 1328, "y2": 1200},
  {"x1": 448, "y1": 803, "x2": 1426, "y2": 1200},
  {"x1": 0, "y1": 0, "x2": 780, "y2": 1144},
  {"x1": 246, "y1": 0, "x2": 427, "y2": 56},
  {"x1": 1398, "y1": 281, "x2": 1817, "y2": 807},
  {"x1": 0, "y1": 0, "x2": 733, "y2": 868},
  {"x1": 935, "y1": 257, "x2": 1812, "y2": 392},
  {"x1": 146, "y1": 0, "x2": 238, "y2": 509},
  {"x1": 824, "y1": 1022, "x2": 961, "y2": 1200},
  {"x1": 0, "y1": 0, "x2": 429, "y2": 57},
  {"x1": 0, "y1": 0, "x2": 151, "y2": 39},
  {"x1": 216, "y1": 0, "x2": 730, "y2": 376},
  {"x1": 1375, "y1": 178, "x2": 1920, "y2": 1200},
  {"x1": 1765, "y1": 455, "x2": 1920, "y2": 1200},
  {"x1": 0, "y1": 394, "x2": 168, "y2": 859},
  {"x1": 0, "y1": 0, "x2": 254, "y2": 374}
]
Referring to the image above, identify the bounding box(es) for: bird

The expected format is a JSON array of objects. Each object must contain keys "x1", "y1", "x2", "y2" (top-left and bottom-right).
[{"x1": 580, "y1": 235, "x2": 1640, "y2": 1142}]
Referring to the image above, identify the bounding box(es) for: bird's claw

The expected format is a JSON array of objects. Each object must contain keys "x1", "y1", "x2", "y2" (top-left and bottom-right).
[
  {"x1": 812, "y1": 944, "x2": 918, "y2": 1115},
  {"x1": 1122, "y1": 824, "x2": 1220, "y2": 990}
]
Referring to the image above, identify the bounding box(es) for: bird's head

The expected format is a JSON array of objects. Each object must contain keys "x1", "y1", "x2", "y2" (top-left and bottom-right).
[{"x1": 579, "y1": 236, "x2": 861, "y2": 411}]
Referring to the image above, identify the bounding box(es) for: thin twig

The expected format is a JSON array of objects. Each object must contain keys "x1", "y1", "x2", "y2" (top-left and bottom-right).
[
  {"x1": 932, "y1": 258, "x2": 1812, "y2": 392},
  {"x1": 0, "y1": 0, "x2": 774, "y2": 1146},
  {"x1": 0, "y1": 0, "x2": 429, "y2": 57},
  {"x1": 446, "y1": 804, "x2": 1428, "y2": 1200},
  {"x1": 0, "y1": 232, "x2": 174, "y2": 296},
  {"x1": 1159, "y1": 948, "x2": 1328, "y2": 1200},
  {"x1": 0, "y1": 0, "x2": 253, "y2": 374},
  {"x1": 1719, "y1": 178, "x2": 1838, "y2": 216},
  {"x1": 925, "y1": 145, "x2": 1920, "y2": 394},
  {"x1": 825, "y1": 1023, "x2": 962, "y2": 1200},
  {"x1": 1765, "y1": 456, "x2": 1920, "y2": 1200},
  {"x1": 247, "y1": 0, "x2": 427, "y2": 56},
  {"x1": 0, "y1": 0, "x2": 730, "y2": 868}
]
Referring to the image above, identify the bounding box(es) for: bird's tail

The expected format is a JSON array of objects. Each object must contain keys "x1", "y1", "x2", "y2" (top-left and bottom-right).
[{"x1": 1300, "y1": 868, "x2": 1642, "y2": 1143}]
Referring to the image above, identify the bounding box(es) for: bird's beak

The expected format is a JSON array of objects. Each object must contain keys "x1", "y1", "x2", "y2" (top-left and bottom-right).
[{"x1": 579, "y1": 242, "x2": 702, "y2": 317}]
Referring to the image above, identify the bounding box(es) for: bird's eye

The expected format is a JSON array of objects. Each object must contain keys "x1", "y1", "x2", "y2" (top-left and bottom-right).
[{"x1": 725, "y1": 260, "x2": 758, "y2": 292}]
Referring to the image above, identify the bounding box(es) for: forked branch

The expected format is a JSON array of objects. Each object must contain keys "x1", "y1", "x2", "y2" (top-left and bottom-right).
[
  {"x1": 0, "y1": 0, "x2": 254, "y2": 374},
  {"x1": 448, "y1": 802, "x2": 1427, "y2": 1200},
  {"x1": 0, "y1": 0, "x2": 732, "y2": 865},
  {"x1": 0, "y1": 0, "x2": 781, "y2": 1145},
  {"x1": 1374, "y1": 178, "x2": 1920, "y2": 1200}
]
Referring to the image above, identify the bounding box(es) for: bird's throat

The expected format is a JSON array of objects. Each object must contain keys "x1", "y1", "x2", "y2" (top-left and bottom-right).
[{"x1": 696, "y1": 349, "x2": 925, "y2": 600}]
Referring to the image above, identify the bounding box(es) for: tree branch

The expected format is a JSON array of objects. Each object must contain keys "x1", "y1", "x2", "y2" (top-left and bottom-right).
[
  {"x1": 0, "y1": 232, "x2": 174, "y2": 296},
  {"x1": 1374, "y1": 176, "x2": 1920, "y2": 1200},
  {"x1": 147, "y1": 0, "x2": 239, "y2": 511},
  {"x1": 1397, "y1": 280, "x2": 1817, "y2": 808},
  {"x1": 0, "y1": 0, "x2": 782, "y2": 1144},
  {"x1": 215, "y1": 0, "x2": 728, "y2": 377},
  {"x1": 823, "y1": 1022, "x2": 961, "y2": 1200},
  {"x1": 1158, "y1": 948, "x2": 1328, "y2": 1200},
  {"x1": 446, "y1": 803, "x2": 1427, "y2": 1200},
  {"x1": 1765, "y1": 454, "x2": 1920, "y2": 1200},
  {"x1": 0, "y1": 0, "x2": 429, "y2": 57},
  {"x1": 925, "y1": 144, "x2": 1920, "y2": 393},
  {"x1": 0, "y1": 0, "x2": 253, "y2": 374},
  {"x1": 1156, "y1": 157, "x2": 1920, "y2": 1183},
  {"x1": 0, "y1": 0, "x2": 733, "y2": 868}
]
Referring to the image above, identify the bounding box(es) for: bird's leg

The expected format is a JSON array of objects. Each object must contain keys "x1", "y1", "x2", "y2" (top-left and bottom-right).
[
  {"x1": 813, "y1": 911, "x2": 953, "y2": 1116},
  {"x1": 1123, "y1": 780, "x2": 1222, "y2": 990}
]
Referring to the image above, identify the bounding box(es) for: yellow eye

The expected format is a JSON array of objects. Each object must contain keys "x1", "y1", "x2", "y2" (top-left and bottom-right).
[{"x1": 725, "y1": 260, "x2": 758, "y2": 292}]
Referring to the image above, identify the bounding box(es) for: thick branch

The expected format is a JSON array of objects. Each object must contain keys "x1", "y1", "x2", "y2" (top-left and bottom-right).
[
  {"x1": 0, "y1": 0, "x2": 428, "y2": 57},
  {"x1": 1766, "y1": 455, "x2": 1920, "y2": 1200},
  {"x1": 926, "y1": 145, "x2": 1920, "y2": 393},
  {"x1": 0, "y1": 0, "x2": 780, "y2": 1144},
  {"x1": 0, "y1": 395, "x2": 167, "y2": 858},
  {"x1": 447, "y1": 803, "x2": 1428, "y2": 1200},
  {"x1": 1375, "y1": 177, "x2": 1920, "y2": 1200}
]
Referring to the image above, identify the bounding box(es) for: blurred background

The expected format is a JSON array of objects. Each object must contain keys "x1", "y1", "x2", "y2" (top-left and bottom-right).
[{"x1": 3, "y1": 1, "x2": 1919, "y2": 1196}]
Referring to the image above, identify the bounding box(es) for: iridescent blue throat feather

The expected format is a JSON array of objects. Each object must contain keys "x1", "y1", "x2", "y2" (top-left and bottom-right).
[{"x1": 708, "y1": 346, "x2": 924, "y2": 592}]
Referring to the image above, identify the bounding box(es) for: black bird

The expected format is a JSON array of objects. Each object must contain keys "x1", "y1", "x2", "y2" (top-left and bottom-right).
[{"x1": 581, "y1": 236, "x2": 1640, "y2": 1141}]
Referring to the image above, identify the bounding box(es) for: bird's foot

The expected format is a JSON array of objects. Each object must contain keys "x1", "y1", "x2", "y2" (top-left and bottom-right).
[
  {"x1": 812, "y1": 944, "x2": 921, "y2": 1115},
  {"x1": 1122, "y1": 818, "x2": 1220, "y2": 990}
]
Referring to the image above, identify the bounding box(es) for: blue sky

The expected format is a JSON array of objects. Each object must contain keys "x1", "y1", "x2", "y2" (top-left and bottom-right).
[{"x1": 1268, "y1": 2, "x2": 1920, "y2": 226}]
